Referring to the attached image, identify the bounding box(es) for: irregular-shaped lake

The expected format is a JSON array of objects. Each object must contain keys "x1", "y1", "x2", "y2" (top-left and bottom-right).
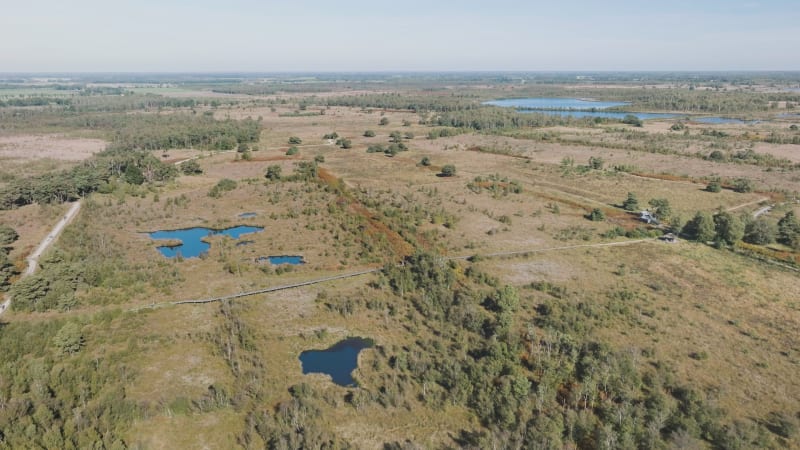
[
  {"x1": 299, "y1": 337, "x2": 374, "y2": 386},
  {"x1": 485, "y1": 97, "x2": 679, "y2": 120},
  {"x1": 149, "y1": 226, "x2": 264, "y2": 258}
]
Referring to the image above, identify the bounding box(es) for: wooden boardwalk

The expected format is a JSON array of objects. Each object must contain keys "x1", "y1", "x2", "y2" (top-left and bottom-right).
[{"x1": 130, "y1": 268, "x2": 380, "y2": 311}]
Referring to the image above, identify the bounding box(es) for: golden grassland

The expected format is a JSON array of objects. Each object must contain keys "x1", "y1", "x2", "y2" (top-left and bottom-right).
[{"x1": 2, "y1": 98, "x2": 799, "y2": 448}]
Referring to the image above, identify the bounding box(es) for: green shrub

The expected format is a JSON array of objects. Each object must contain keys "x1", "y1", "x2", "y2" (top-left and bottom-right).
[
  {"x1": 587, "y1": 208, "x2": 605, "y2": 221},
  {"x1": 440, "y1": 165, "x2": 456, "y2": 177}
]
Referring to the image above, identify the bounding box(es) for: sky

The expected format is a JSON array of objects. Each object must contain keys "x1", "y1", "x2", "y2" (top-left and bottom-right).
[{"x1": 1, "y1": 0, "x2": 798, "y2": 72}]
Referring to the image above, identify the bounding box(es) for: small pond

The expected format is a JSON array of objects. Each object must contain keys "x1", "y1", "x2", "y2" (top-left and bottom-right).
[
  {"x1": 238, "y1": 212, "x2": 258, "y2": 218},
  {"x1": 299, "y1": 337, "x2": 374, "y2": 386},
  {"x1": 149, "y1": 226, "x2": 264, "y2": 258},
  {"x1": 265, "y1": 255, "x2": 305, "y2": 265},
  {"x1": 484, "y1": 97, "x2": 678, "y2": 120}
]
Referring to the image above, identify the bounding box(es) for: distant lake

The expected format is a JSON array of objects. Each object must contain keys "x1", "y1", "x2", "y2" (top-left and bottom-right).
[
  {"x1": 299, "y1": 337, "x2": 374, "y2": 386},
  {"x1": 149, "y1": 226, "x2": 264, "y2": 258},
  {"x1": 485, "y1": 97, "x2": 678, "y2": 120}
]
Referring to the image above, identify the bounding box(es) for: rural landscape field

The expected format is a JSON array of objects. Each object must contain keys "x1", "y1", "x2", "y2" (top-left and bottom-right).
[{"x1": 1, "y1": 71, "x2": 799, "y2": 449}]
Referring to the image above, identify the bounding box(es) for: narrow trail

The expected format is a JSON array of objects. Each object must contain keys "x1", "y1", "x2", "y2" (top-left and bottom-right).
[
  {"x1": 132, "y1": 238, "x2": 655, "y2": 312},
  {"x1": 129, "y1": 268, "x2": 380, "y2": 311},
  {"x1": 0, "y1": 201, "x2": 82, "y2": 316},
  {"x1": 753, "y1": 205, "x2": 773, "y2": 218},
  {"x1": 726, "y1": 196, "x2": 770, "y2": 213}
]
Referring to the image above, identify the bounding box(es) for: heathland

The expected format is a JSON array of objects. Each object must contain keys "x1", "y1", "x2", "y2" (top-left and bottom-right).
[{"x1": 1, "y1": 72, "x2": 800, "y2": 449}]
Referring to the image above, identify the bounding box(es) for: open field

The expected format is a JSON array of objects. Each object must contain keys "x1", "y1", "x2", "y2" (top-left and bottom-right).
[
  {"x1": 1, "y1": 73, "x2": 800, "y2": 449},
  {"x1": 0, "y1": 134, "x2": 105, "y2": 161}
]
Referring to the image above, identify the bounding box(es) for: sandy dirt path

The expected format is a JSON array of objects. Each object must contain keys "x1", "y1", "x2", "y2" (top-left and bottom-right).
[{"x1": 0, "y1": 201, "x2": 82, "y2": 316}]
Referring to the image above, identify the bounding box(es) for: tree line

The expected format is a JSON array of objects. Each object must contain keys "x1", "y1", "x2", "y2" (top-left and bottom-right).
[{"x1": 0, "y1": 149, "x2": 177, "y2": 209}]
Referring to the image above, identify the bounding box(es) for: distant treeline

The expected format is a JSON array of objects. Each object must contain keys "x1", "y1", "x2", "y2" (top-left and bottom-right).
[
  {"x1": 0, "y1": 97, "x2": 72, "y2": 107},
  {"x1": 324, "y1": 93, "x2": 483, "y2": 112},
  {"x1": 97, "y1": 114, "x2": 261, "y2": 151},
  {"x1": 616, "y1": 90, "x2": 800, "y2": 114},
  {"x1": 432, "y1": 107, "x2": 602, "y2": 130},
  {"x1": 0, "y1": 93, "x2": 235, "y2": 112},
  {"x1": 0, "y1": 109, "x2": 261, "y2": 150}
]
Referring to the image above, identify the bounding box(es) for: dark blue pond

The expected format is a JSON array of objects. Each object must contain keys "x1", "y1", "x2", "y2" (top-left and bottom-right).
[
  {"x1": 694, "y1": 117, "x2": 760, "y2": 125},
  {"x1": 299, "y1": 337, "x2": 374, "y2": 386},
  {"x1": 267, "y1": 255, "x2": 305, "y2": 265},
  {"x1": 485, "y1": 97, "x2": 678, "y2": 120},
  {"x1": 149, "y1": 226, "x2": 264, "y2": 258}
]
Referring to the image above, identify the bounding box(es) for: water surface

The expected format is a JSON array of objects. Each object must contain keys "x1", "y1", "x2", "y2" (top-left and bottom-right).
[
  {"x1": 485, "y1": 97, "x2": 678, "y2": 120},
  {"x1": 299, "y1": 337, "x2": 374, "y2": 386},
  {"x1": 267, "y1": 255, "x2": 305, "y2": 265},
  {"x1": 149, "y1": 226, "x2": 264, "y2": 258}
]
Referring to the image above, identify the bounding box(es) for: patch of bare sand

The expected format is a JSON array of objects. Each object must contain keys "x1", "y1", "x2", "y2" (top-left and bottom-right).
[
  {"x1": 0, "y1": 134, "x2": 105, "y2": 161},
  {"x1": 753, "y1": 142, "x2": 800, "y2": 163},
  {"x1": 503, "y1": 260, "x2": 579, "y2": 285}
]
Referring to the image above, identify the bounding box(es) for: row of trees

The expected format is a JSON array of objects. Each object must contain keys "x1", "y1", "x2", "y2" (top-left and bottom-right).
[
  {"x1": 683, "y1": 209, "x2": 800, "y2": 249},
  {"x1": 0, "y1": 92, "x2": 228, "y2": 112},
  {"x1": 325, "y1": 92, "x2": 483, "y2": 113},
  {"x1": 104, "y1": 114, "x2": 261, "y2": 152}
]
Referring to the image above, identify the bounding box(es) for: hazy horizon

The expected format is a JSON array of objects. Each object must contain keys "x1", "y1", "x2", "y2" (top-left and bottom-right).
[{"x1": 2, "y1": 0, "x2": 798, "y2": 72}]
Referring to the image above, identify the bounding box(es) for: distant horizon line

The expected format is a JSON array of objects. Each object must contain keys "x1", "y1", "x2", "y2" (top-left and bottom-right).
[{"x1": 3, "y1": 70, "x2": 800, "y2": 75}]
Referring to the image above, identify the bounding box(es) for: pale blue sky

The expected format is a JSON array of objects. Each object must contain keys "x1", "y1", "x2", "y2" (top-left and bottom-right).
[{"x1": 1, "y1": 0, "x2": 797, "y2": 72}]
